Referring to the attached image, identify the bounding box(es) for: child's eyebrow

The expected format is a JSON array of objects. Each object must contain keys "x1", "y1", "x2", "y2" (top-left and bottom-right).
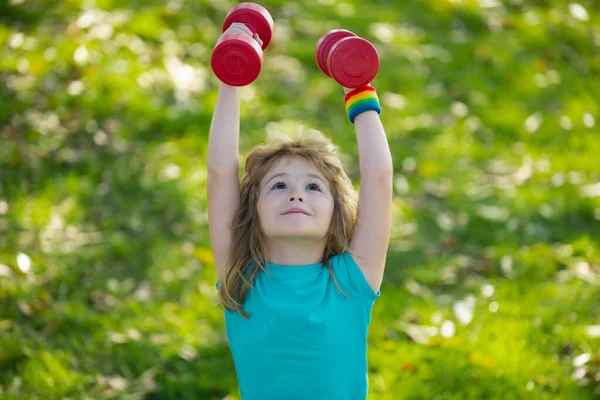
[{"x1": 263, "y1": 172, "x2": 327, "y2": 187}]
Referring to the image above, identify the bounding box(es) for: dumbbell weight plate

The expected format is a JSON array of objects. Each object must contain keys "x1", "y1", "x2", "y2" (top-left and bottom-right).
[
  {"x1": 327, "y1": 36, "x2": 379, "y2": 88},
  {"x1": 315, "y1": 29, "x2": 356, "y2": 77},
  {"x1": 223, "y1": 2, "x2": 274, "y2": 50},
  {"x1": 211, "y1": 32, "x2": 263, "y2": 87}
]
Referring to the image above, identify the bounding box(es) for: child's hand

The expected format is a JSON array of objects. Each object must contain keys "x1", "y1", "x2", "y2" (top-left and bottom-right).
[
  {"x1": 343, "y1": 83, "x2": 370, "y2": 95},
  {"x1": 221, "y1": 22, "x2": 263, "y2": 47}
]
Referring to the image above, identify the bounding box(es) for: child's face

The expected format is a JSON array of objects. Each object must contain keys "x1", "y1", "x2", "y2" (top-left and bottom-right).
[{"x1": 257, "y1": 156, "x2": 334, "y2": 242}]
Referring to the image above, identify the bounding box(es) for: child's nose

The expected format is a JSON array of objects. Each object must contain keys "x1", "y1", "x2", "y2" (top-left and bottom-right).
[
  {"x1": 288, "y1": 186, "x2": 304, "y2": 202},
  {"x1": 288, "y1": 193, "x2": 304, "y2": 202}
]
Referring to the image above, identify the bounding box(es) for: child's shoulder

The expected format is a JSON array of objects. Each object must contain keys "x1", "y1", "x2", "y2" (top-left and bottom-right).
[{"x1": 329, "y1": 250, "x2": 381, "y2": 301}]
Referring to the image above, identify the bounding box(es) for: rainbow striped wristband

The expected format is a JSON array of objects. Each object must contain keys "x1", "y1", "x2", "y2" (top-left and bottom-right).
[{"x1": 344, "y1": 85, "x2": 382, "y2": 124}]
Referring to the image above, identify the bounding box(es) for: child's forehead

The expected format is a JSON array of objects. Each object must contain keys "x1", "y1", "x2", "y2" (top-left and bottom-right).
[
  {"x1": 261, "y1": 157, "x2": 328, "y2": 185},
  {"x1": 270, "y1": 156, "x2": 319, "y2": 173}
]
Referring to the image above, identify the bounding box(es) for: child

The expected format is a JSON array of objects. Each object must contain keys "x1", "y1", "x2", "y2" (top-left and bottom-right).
[{"x1": 208, "y1": 23, "x2": 393, "y2": 400}]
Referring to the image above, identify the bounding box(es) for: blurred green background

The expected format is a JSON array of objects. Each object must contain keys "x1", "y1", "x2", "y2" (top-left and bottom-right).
[{"x1": 1, "y1": 0, "x2": 599, "y2": 398}]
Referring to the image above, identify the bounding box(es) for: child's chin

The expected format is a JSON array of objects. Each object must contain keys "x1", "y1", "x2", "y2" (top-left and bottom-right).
[{"x1": 275, "y1": 229, "x2": 321, "y2": 238}]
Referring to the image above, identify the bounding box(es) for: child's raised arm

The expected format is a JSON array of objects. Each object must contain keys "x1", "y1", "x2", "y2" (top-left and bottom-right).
[
  {"x1": 207, "y1": 21, "x2": 265, "y2": 281},
  {"x1": 345, "y1": 86, "x2": 394, "y2": 295},
  {"x1": 207, "y1": 82, "x2": 242, "y2": 281},
  {"x1": 208, "y1": 83, "x2": 241, "y2": 173}
]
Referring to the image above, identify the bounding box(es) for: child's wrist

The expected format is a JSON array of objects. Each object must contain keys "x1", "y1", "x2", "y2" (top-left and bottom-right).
[
  {"x1": 221, "y1": 82, "x2": 240, "y2": 90},
  {"x1": 344, "y1": 85, "x2": 382, "y2": 124}
]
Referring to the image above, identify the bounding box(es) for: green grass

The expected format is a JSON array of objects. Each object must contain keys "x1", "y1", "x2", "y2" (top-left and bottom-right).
[{"x1": 1, "y1": 0, "x2": 599, "y2": 398}]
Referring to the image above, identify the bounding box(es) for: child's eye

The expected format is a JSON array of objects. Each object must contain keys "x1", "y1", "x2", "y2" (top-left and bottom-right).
[
  {"x1": 307, "y1": 183, "x2": 321, "y2": 191},
  {"x1": 271, "y1": 182, "x2": 321, "y2": 191}
]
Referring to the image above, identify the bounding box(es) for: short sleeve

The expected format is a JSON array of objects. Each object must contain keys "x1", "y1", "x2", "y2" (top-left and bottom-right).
[
  {"x1": 215, "y1": 281, "x2": 219, "y2": 290},
  {"x1": 330, "y1": 251, "x2": 381, "y2": 302}
]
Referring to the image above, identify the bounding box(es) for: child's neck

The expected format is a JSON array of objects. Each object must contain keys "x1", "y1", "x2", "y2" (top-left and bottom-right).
[{"x1": 266, "y1": 239, "x2": 325, "y2": 266}]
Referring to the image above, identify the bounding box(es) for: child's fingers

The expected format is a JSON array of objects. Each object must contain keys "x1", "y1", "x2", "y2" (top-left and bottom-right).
[
  {"x1": 221, "y1": 23, "x2": 263, "y2": 47},
  {"x1": 229, "y1": 22, "x2": 253, "y2": 37},
  {"x1": 253, "y1": 33, "x2": 263, "y2": 47}
]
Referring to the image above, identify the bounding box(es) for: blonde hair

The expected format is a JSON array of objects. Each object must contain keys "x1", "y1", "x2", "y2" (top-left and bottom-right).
[{"x1": 217, "y1": 129, "x2": 358, "y2": 319}]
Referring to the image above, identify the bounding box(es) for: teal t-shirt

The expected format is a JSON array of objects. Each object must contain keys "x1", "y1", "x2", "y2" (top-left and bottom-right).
[{"x1": 215, "y1": 251, "x2": 381, "y2": 400}]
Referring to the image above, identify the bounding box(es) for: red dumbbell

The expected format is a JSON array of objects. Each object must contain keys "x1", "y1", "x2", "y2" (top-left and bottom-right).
[
  {"x1": 211, "y1": 2, "x2": 274, "y2": 87},
  {"x1": 315, "y1": 29, "x2": 379, "y2": 88}
]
